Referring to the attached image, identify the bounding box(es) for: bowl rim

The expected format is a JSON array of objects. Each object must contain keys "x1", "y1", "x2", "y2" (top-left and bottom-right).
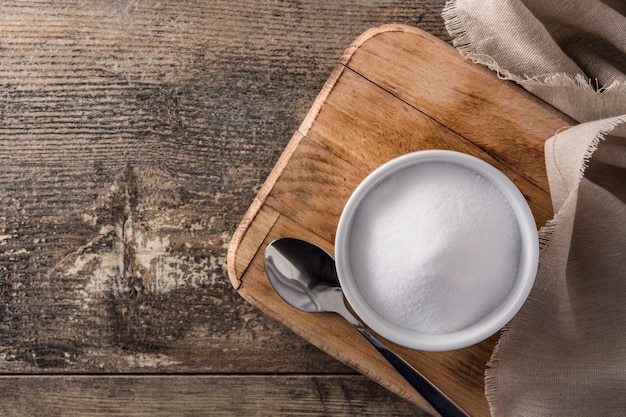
[{"x1": 334, "y1": 150, "x2": 539, "y2": 351}]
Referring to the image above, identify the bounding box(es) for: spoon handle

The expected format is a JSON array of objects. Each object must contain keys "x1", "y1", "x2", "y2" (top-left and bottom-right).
[{"x1": 352, "y1": 323, "x2": 470, "y2": 417}]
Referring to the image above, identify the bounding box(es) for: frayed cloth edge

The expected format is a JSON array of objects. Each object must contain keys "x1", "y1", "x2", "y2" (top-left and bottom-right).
[
  {"x1": 442, "y1": 0, "x2": 626, "y2": 95},
  {"x1": 562, "y1": 115, "x2": 626, "y2": 190},
  {"x1": 484, "y1": 115, "x2": 626, "y2": 416}
]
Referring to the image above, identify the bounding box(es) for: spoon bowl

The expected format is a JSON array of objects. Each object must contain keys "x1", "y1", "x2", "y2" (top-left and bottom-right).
[{"x1": 263, "y1": 237, "x2": 344, "y2": 314}]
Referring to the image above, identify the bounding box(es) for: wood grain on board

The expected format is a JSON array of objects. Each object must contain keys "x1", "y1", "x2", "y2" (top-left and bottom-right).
[{"x1": 227, "y1": 25, "x2": 573, "y2": 417}]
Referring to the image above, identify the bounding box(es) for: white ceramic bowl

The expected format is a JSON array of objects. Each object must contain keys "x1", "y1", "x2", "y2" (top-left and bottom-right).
[{"x1": 335, "y1": 150, "x2": 538, "y2": 351}]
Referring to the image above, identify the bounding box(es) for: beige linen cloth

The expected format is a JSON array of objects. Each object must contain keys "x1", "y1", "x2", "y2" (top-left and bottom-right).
[{"x1": 442, "y1": 1, "x2": 626, "y2": 416}]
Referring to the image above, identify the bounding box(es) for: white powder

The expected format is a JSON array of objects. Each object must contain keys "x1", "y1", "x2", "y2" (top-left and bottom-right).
[{"x1": 349, "y1": 162, "x2": 521, "y2": 335}]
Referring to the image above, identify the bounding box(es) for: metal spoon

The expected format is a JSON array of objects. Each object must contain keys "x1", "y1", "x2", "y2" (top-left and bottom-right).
[{"x1": 264, "y1": 237, "x2": 470, "y2": 417}]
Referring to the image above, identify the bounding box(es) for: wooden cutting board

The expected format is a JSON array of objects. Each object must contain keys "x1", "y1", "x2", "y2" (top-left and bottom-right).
[{"x1": 226, "y1": 24, "x2": 573, "y2": 417}]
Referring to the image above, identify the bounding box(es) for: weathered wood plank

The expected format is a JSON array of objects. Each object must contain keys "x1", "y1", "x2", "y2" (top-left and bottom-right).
[{"x1": 0, "y1": 375, "x2": 430, "y2": 417}]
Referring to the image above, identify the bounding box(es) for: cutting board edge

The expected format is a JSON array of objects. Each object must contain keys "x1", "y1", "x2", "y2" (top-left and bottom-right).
[
  {"x1": 340, "y1": 24, "x2": 441, "y2": 65},
  {"x1": 226, "y1": 132, "x2": 301, "y2": 290}
]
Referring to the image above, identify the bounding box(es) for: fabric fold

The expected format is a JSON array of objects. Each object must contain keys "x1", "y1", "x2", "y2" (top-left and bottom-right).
[
  {"x1": 486, "y1": 117, "x2": 626, "y2": 417},
  {"x1": 442, "y1": 0, "x2": 626, "y2": 123}
]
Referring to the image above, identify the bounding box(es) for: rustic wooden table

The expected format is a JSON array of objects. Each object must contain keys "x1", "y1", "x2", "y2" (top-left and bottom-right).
[{"x1": 0, "y1": 1, "x2": 451, "y2": 416}]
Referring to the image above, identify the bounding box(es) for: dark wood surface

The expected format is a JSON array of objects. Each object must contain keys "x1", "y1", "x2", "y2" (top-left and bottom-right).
[{"x1": 0, "y1": 1, "x2": 450, "y2": 416}]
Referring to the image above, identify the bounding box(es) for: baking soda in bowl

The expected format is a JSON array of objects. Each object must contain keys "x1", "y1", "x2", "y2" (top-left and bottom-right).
[
  {"x1": 335, "y1": 150, "x2": 537, "y2": 350},
  {"x1": 350, "y1": 161, "x2": 520, "y2": 334}
]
